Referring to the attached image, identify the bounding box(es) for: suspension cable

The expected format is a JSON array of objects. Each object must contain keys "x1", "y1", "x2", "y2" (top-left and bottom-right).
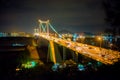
[{"x1": 49, "y1": 23, "x2": 61, "y2": 37}]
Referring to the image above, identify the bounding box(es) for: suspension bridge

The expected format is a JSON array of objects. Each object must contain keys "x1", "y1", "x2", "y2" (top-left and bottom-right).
[{"x1": 34, "y1": 19, "x2": 120, "y2": 65}]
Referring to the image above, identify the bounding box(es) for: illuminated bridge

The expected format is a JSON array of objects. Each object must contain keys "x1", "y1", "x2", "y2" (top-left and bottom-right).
[{"x1": 34, "y1": 19, "x2": 120, "y2": 65}]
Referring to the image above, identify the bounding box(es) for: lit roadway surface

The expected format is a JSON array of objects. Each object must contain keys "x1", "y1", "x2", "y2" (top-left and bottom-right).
[{"x1": 39, "y1": 34, "x2": 120, "y2": 65}]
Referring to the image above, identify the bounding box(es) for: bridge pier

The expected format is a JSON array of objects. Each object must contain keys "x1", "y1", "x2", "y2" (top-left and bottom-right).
[
  {"x1": 47, "y1": 41, "x2": 62, "y2": 64},
  {"x1": 75, "y1": 52, "x2": 78, "y2": 62},
  {"x1": 27, "y1": 45, "x2": 40, "y2": 60},
  {"x1": 71, "y1": 51, "x2": 78, "y2": 63},
  {"x1": 47, "y1": 40, "x2": 56, "y2": 64},
  {"x1": 63, "y1": 47, "x2": 66, "y2": 61},
  {"x1": 62, "y1": 46, "x2": 78, "y2": 63}
]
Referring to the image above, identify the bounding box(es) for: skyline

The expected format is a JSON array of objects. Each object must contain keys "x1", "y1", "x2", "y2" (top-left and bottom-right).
[{"x1": 0, "y1": 0, "x2": 108, "y2": 33}]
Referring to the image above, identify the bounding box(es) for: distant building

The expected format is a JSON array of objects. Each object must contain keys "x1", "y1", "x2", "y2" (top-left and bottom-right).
[
  {"x1": 0, "y1": 32, "x2": 7, "y2": 37},
  {"x1": 0, "y1": 32, "x2": 32, "y2": 37}
]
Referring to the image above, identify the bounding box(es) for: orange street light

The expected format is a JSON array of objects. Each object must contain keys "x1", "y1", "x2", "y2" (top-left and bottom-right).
[{"x1": 98, "y1": 37, "x2": 102, "y2": 50}]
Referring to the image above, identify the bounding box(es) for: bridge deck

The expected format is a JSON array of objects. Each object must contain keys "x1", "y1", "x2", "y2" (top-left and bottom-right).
[{"x1": 39, "y1": 35, "x2": 120, "y2": 65}]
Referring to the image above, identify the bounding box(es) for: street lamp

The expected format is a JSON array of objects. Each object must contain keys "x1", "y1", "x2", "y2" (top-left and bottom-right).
[{"x1": 98, "y1": 37, "x2": 102, "y2": 50}]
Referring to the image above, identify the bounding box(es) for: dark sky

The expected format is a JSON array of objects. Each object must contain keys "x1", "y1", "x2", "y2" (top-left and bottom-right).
[{"x1": 0, "y1": 0, "x2": 108, "y2": 33}]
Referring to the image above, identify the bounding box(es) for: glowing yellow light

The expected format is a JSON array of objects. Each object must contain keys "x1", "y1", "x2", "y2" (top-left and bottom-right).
[
  {"x1": 16, "y1": 68, "x2": 21, "y2": 71},
  {"x1": 98, "y1": 37, "x2": 101, "y2": 40}
]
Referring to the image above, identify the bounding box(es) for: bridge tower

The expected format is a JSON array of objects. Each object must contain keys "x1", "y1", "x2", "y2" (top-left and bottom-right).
[
  {"x1": 38, "y1": 19, "x2": 59, "y2": 64},
  {"x1": 38, "y1": 19, "x2": 50, "y2": 35}
]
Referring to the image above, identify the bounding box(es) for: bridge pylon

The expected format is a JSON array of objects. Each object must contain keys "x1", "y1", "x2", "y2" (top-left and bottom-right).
[{"x1": 38, "y1": 19, "x2": 50, "y2": 35}]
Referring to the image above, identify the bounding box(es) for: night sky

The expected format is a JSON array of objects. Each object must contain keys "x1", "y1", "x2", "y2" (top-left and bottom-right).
[{"x1": 0, "y1": 0, "x2": 108, "y2": 33}]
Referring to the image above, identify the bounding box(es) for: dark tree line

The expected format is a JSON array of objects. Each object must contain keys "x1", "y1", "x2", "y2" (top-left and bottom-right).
[{"x1": 103, "y1": 0, "x2": 120, "y2": 35}]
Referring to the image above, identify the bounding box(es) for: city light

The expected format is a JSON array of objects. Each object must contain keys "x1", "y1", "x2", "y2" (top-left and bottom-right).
[
  {"x1": 21, "y1": 61, "x2": 37, "y2": 69},
  {"x1": 98, "y1": 36, "x2": 102, "y2": 50},
  {"x1": 51, "y1": 63, "x2": 59, "y2": 71},
  {"x1": 77, "y1": 64, "x2": 85, "y2": 71}
]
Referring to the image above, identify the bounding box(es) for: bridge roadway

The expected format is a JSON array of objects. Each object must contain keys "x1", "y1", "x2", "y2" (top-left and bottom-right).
[{"x1": 39, "y1": 34, "x2": 120, "y2": 65}]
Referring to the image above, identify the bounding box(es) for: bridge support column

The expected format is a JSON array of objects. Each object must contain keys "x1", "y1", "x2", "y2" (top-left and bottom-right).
[
  {"x1": 54, "y1": 44, "x2": 62, "y2": 63},
  {"x1": 63, "y1": 47, "x2": 66, "y2": 61},
  {"x1": 27, "y1": 45, "x2": 40, "y2": 60},
  {"x1": 48, "y1": 40, "x2": 56, "y2": 64},
  {"x1": 75, "y1": 52, "x2": 78, "y2": 62},
  {"x1": 71, "y1": 51, "x2": 78, "y2": 63},
  {"x1": 72, "y1": 51, "x2": 75, "y2": 62}
]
